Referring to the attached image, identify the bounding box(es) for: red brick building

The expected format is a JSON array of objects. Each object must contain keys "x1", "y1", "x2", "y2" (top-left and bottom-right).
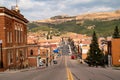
[{"x1": 0, "y1": 6, "x2": 28, "y2": 71}]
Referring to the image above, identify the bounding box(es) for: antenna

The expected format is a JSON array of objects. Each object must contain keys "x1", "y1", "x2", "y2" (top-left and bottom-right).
[
  {"x1": 15, "y1": 0, "x2": 20, "y2": 12},
  {"x1": 16, "y1": 0, "x2": 18, "y2": 6}
]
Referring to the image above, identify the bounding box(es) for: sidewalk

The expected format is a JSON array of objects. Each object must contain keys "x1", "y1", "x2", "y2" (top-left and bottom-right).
[
  {"x1": 112, "y1": 67, "x2": 120, "y2": 70},
  {"x1": 77, "y1": 59, "x2": 120, "y2": 70},
  {"x1": 0, "y1": 57, "x2": 62, "y2": 74},
  {"x1": 0, "y1": 62, "x2": 56, "y2": 74},
  {"x1": 0, "y1": 67, "x2": 36, "y2": 74}
]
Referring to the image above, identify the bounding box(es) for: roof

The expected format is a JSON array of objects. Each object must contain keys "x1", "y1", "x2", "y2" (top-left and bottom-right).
[{"x1": 0, "y1": 7, "x2": 29, "y2": 23}]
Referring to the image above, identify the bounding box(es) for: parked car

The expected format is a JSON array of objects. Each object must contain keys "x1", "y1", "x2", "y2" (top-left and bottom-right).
[
  {"x1": 71, "y1": 55, "x2": 76, "y2": 59},
  {"x1": 53, "y1": 60, "x2": 57, "y2": 64},
  {"x1": 39, "y1": 59, "x2": 44, "y2": 66}
]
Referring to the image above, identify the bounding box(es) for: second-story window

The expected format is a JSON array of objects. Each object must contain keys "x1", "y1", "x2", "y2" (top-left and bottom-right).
[
  {"x1": 10, "y1": 32, "x2": 12, "y2": 43},
  {"x1": 7, "y1": 32, "x2": 10, "y2": 43},
  {"x1": 21, "y1": 27, "x2": 23, "y2": 43},
  {"x1": 15, "y1": 26, "x2": 18, "y2": 43}
]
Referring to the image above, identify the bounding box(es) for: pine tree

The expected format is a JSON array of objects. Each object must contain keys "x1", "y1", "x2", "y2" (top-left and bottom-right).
[
  {"x1": 86, "y1": 31, "x2": 104, "y2": 66},
  {"x1": 46, "y1": 34, "x2": 49, "y2": 39},
  {"x1": 113, "y1": 26, "x2": 120, "y2": 38},
  {"x1": 50, "y1": 35, "x2": 52, "y2": 39}
]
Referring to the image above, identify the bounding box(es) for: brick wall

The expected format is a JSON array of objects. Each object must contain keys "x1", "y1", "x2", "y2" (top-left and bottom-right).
[{"x1": 0, "y1": 7, "x2": 28, "y2": 70}]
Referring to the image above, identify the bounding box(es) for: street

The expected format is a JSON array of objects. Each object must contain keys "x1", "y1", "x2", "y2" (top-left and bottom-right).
[
  {"x1": 0, "y1": 56, "x2": 120, "y2": 80},
  {"x1": 66, "y1": 56, "x2": 120, "y2": 80}
]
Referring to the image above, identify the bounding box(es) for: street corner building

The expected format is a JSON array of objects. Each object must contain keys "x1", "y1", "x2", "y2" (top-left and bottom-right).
[
  {"x1": 112, "y1": 39, "x2": 120, "y2": 66},
  {"x1": 0, "y1": 6, "x2": 28, "y2": 71}
]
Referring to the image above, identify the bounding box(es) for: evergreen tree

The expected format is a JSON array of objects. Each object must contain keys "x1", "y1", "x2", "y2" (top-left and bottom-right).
[
  {"x1": 112, "y1": 26, "x2": 120, "y2": 38},
  {"x1": 46, "y1": 34, "x2": 49, "y2": 39},
  {"x1": 50, "y1": 35, "x2": 52, "y2": 39},
  {"x1": 86, "y1": 31, "x2": 104, "y2": 66}
]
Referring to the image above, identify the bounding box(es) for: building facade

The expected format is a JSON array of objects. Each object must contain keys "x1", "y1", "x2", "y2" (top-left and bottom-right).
[
  {"x1": 112, "y1": 39, "x2": 120, "y2": 66},
  {"x1": 0, "y1": 6, "x2": 28, "y2": 71}
]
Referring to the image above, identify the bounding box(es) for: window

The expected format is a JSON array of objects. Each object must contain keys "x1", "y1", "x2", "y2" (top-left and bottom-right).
[
  {"x1": 21, "y1": 28, "x2": 23, "y2": 43},
  {"x1": 19, "y1": 50, "x2": 24, "y2": 63},
  {"x1": 16, "y1": 49, "x2": 19, "y2": 61},
  {"x1": 15, "y1": 26, "x2": 18, "y2": 43},
  {"x1": 7, "y1": 32, "x2": 10, "y2": 43},
  {"x1": 10, "y1": 32, "x2": 12, "y2": 43},
  {"x1": 30, "y1": 49, "x2": 33, "y2": 55},
  {"x1": 18, "y1": 27, "x2": 21, "y2": 43},
  {"x1": 24, "y1": 49, "x2": 27, "y2": 58},
  {"x1": 8, "y1": 50, "x2": 13, "y2": 65}
]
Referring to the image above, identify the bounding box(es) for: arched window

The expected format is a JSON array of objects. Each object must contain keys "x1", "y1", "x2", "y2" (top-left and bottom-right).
[{"x1": 15, "y1": 26, "x2": 18, "y2": 43}]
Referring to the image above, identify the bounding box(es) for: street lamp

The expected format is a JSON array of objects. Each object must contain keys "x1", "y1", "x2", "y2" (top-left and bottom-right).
[
  {"x1": 45, "y1": 42, "x2": 50, "y2": 67},
  {"x1": 46, "y1": 50, "x2": 48, "y2": 67},
  {"x1": 0, "y1": 40, "x2": 3, "y2": 68},
  {"x1": 107, "y1": 41, "x2": 112, "y2": 67}
]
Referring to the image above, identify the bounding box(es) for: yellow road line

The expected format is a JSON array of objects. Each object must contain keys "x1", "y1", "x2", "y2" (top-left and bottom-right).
[
  {"x1": 65, "y1": 56, "x2": 74, "y2": 80},
  {"x1": 66, "y1": 68, "x2": 74, "y2": 80}
]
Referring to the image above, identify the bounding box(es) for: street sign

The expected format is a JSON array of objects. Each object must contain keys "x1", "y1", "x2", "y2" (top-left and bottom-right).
[
  {"x1": 0, "y1": 40, "x2": 2, "y2": 43},
  {"x1": 53, "y1": 49, "x2": 59, "y2": 53}
]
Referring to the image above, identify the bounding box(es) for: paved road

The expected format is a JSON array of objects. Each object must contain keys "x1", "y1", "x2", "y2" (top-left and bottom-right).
[
  {"x1": 0, "y1": 56, "x2": 120, "y2": 80},
  {"x1": 0, "y1": 56, "x2": 67, "y2": 80},
  {"x1": 61, "y1": 44, "x2": 70, "y2": 55},
  {"x1": 66, "y1": 56, "x2": 120, "y2": 80}
]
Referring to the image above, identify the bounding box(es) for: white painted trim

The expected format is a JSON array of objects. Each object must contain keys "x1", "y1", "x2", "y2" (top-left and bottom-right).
[
  {"x1": 3, "y1": 45, "x2": 27, "y2": 49},
  {"x1": 28, "y1": 56, "x2": 37, "y2": 58},
  {"x1": 0, "y1": 13, "x2": 28, "y2": 25}
]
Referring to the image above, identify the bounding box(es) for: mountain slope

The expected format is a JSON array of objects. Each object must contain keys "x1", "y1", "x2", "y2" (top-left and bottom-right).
[
  {"x1": 28, "y1": 19, "x2": 120, "y2": 37},
  {"x1": 28, "y1": 10, "x2": 120, "y2": 37}
]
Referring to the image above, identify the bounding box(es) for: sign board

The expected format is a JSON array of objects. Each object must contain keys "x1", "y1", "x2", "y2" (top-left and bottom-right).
[
  {"x1": 119, "y1": 59, "x2": 120, "y2": 62},
  {"x1": 53, "y1": 49, "x2": 59, "y2": 53},
  {"x1": 82, "y1": 49, "x2": 88, "y2": 54},
  {"x1": 0, "y1": 40, "x2": 2, "y2": 43}
]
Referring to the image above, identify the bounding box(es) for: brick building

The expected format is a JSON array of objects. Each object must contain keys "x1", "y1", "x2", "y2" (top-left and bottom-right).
[
  {"x1": 0, "y1": 6, "x2": 28, "y2": 71},
  {"x1": 27, "y1": 45, "x2": 51, "y2": 67}
]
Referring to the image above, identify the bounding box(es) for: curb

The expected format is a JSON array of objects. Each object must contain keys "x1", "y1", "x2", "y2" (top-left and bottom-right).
[
  {"x1": 112, "y1": 67, "x2": 120, "y2": 70},
  {"x1": 0, "y1": 67, "x2": 36, "y2": 74}
]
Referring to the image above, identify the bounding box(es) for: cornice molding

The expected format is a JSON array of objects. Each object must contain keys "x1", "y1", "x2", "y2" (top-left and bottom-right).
[{"x1": 0, "y1": 13, "x2": 27, "y2": 25}]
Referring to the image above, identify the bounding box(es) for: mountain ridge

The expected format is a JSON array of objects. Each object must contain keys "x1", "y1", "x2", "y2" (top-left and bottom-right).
[
  {"x1": 28, "y1": 10, "x2": 120, "y2": 37},
  {"x1": 33, "y1": 10, "x2": 120, "y2": 24}
]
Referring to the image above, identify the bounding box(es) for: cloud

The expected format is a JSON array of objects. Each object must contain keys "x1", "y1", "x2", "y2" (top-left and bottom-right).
[
  {"x1": 86, "y1": 6, "x2": 113, "y2": 13},
  {"x1": 1, "y1": 0, "x2": 120, "y2": 21},
  {"x1": 0, "y1": 0, "x2": 4, "y2": 5}
]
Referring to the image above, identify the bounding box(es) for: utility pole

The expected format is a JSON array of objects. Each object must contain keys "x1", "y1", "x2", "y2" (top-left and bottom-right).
[
  {"x1": 107, "y1": 41, "x2": 112, "y2": 67},
  {"x1": 46, "y1": 50, "x2": 48, "y2": 67}
]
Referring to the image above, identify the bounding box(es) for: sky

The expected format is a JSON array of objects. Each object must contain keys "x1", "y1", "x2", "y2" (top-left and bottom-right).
[{"x1": 0, "y1": 0, "x2": 120, "y2": 21}]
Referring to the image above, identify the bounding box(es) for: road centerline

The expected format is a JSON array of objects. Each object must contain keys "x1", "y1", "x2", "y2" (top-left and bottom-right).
[{"x1": 65, "y1": 56, "x2": 74, "y2": 80}]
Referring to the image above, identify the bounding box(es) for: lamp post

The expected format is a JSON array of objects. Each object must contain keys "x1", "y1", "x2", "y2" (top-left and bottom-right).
[
  {"x1": 0, "y1": 40, "x2": 3, "y2": 68},
  {"x1": 46, "y1": 50, "x2": 48, "y2": 67},
  {"x1": 107, "y1": 41, "x2": 112, "y2": 67},
  {"x1": 45, "y1": 42, "x2": 50, "y2": 67}
]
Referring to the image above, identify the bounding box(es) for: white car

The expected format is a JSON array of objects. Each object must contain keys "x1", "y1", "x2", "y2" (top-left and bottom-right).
[{"x1": 39, "y1": 59, "x2": 44, "y2": 66}]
